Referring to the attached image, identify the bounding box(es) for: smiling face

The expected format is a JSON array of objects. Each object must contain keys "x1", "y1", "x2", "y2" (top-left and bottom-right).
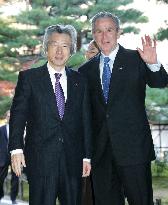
[
  {"x1": 47, "y1": 32, "x2": 71, "y2": 71},
  {"x1": 93, "y1": 17, "x2": 120, "y2": 56}
]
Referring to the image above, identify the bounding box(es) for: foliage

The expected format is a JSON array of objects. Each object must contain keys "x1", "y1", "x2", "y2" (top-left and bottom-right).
[
  {"x1": 155, "y1": 0, "x2": 168, "y2": 40},
  {"x1": 156, "y1": 0, "x2": 168, "y2": 3},
  {"x1": 67, "y1": 51, "x2": 86, "y2": 69},
  {"x1": 0, "y1": 57, "x2": 21, "y2": 72},
  {"x1": 87, "y1": 1, "x2": 148, "y2": 27},
  {"x1": 17, "y1": 0, "x2": 148, "y2": 36},
  {"x1": 156, "y1": 27, "x2": 168, "y2": 41},
  {"x1": 0, "y1": 96, "x2": 12, "y2": 118},
  {"x1": 39, "y1": 16, "x2": 83, "y2": 33},
  {"x1": 146, "y1": 87, "x2": 168, "y2": 123},
  {"x1": 59, "y1": 6, "x2": 88, "y2": 17},
  {"x1": 96, "y1": 0, "x2": 133, "y2": 4},
  {"x1": 0, "y1": 17, "x2": 41, "y2": 58},
  {"x1": 116, "y1": 9, "x2": 148, "y2": 24},
  {"x1": 31, "y1": 58, "x2": 47, "y2": 68},
  {"x1": 152, "y1": 160, "x2": 168, "y2": 177},
  {"x1": 16, "y1": 8, "x2": 49, "y2": 26},
  {"x1": 122, "y1": 26, "x2": 140, "y2": 34},
  {"x1": 0, "y1": 69, "x2": 18, "y2": 83},
  {"x1": 146, "y1": 87, "x2": 168, "y2": 106}
]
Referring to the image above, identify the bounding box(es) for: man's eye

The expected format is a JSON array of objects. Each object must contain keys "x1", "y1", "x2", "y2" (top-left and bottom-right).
[{"x1": 108, "y1": 28, "x2": 115, "y2": 32}]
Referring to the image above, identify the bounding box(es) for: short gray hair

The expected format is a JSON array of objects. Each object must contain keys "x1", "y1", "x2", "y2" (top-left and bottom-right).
[
  {"x1": 43, "y1": 24, "x2": 77, "y2": 55},
  {"x1": 91, "y1": 11, "x2": 120, "y2": 33}
]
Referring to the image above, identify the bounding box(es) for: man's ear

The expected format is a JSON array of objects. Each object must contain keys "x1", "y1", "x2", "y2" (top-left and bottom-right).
[{"x1": 117, "y1": 29, "x2": 123, "y2": 39}]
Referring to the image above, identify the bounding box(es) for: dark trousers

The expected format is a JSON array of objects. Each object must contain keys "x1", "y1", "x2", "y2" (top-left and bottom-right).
[
  {"x1": 0, "y1": 165, "x2": 19, "y2": 201},
  {"x1": 92, "y1": 144, "x2": 154, "y2": 205},
  {"x1": 0, "y1": 165, "x2": 8, "y2": 199},
  {"x1": 82, "y1": 175, "x2": 95, "y2": 205},
  {"x1": 28, "y1": 149, "x2": 82, "y2": 205},
  {"x1": 10, "y1": 170, "x2": 19, "y2": 201}
]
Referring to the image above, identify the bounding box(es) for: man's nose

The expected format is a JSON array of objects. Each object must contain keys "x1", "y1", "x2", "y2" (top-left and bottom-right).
[
  {"x1": 56, "y1": 46, "x2": 62, "y2": 53},
  {"x1": 102, "y1": 31, "x2": 107, "y2": 39}
]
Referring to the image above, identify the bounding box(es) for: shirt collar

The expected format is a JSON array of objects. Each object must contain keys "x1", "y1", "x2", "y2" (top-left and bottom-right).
[
  {"x1": 100, "y1": 44, "x2": 119, "y2": 63},
  {"x1": 47, "y1": 62, "x2": 66, "y2": 77}
]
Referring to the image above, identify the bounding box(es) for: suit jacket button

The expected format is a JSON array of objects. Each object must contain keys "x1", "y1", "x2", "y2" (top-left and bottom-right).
[
  {"x1": 106, "y1": 114, "x2": 109, "y2": 118},
  {"x1": 59, "y1": 138, "x2": 64, "y2": 143}
]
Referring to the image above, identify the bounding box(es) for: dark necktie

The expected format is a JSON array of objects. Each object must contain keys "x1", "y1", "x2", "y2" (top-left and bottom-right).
[
  {"x1": 55, "y1": 73, "x2": 65, "y2": 119},
  {"x1": 102, "y1": 57, "x2": 111, "y2": 103}
]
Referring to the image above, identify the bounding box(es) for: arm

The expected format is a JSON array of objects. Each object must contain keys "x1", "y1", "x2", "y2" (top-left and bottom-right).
[
  {"x1": 9, "y1": 71, "x2": 31, "y2": 176},
  {"x1": 137, "y1": 35, "x2": 168, "y2": 87},
  {"x1": 82, "y1": 78, "x2": 92, "y2": 177}
]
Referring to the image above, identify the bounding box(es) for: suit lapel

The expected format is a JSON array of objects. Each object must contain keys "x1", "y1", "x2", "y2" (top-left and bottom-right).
[
  {"x1": 63, "y1": 67, "x2": 78, "y2": 120},
  {"x1": 91, "y1": 54, "x2": 107, "y2": 106},
  {"x1": 39, "y1": 65, "x2": 60, "y2": 120},
  {"x1": 3, "y1": 125, "x2": 8, "y2": 141},
  {"x1": 107, "y1": 45, "x2": 126, "y2": 110}
]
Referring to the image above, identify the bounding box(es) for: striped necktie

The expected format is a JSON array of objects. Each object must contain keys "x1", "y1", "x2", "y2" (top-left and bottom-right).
[
  {"x1": 55, "y1": 73, "x2": 65, "y2": 119},
  {"x1": 102, "y1": 57, "x2": 111, "y2": 103}
]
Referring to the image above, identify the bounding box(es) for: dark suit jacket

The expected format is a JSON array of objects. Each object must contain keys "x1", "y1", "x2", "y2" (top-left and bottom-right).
[
  {"x1": 0, "y1": 125, "x2": 9, "y2": 167},
  {"x1": 9, "y1": 63, "x2": 91, "y2": 178},
  {"x1": 79, "y1": 45, "x2": 168, "y2": 167}
]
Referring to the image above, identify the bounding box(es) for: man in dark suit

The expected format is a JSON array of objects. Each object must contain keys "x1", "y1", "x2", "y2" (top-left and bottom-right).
[
  {"x1": 0, "y1": 110, "x2": 19, "y2": 204},
  {"x1": 82, "y1": 40, "x2": 100, "y2": 205},
  {"x1": 79, "y1": 11, "x2": 168, "y2": 205},
  {"x1": 9, "y1": 24, "x2": 92, "y2": 205}
]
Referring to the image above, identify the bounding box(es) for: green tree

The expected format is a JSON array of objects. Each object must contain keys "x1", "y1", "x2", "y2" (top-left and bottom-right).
[
  {"x1": 146, "y1": 87, "x2": 168, "y2": 123},
  {"x1": 155, "y1": 0, "x2": 168, "y2": 40},
  {"x1": 14, "y1": 0, "x2": 149, "y2": 52},
  {"x1": 0, "y1": 0, "x2": 154, "y2": 118}
]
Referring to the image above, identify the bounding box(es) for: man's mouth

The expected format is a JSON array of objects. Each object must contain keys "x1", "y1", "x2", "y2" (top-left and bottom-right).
[{"x1": 55, "y1": 57, "x2": 63, "y2": 60}]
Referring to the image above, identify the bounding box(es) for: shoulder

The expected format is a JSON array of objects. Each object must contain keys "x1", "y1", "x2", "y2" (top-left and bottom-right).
[
  {"x1": 66, "y1": 67, "x2": 88, "y2": 86},
  {"x1": 78, "y1": 54, "x2": 100, "y2": 73},
  {"x1": 119, "y1": 45, "x2": 140, "y2": 60},
  {"x1": 67, "y1": 67, "x2": 85, "y2": 80},
  {"x1": 18, "y1": 63, "x2": 47, "y2": 79},
  {"x1": 0, "y1": 125, "x2": 6, "y2": 132}
]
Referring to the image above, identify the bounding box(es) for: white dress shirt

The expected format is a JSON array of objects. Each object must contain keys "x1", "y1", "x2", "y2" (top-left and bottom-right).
[
  {"x1": 47, "y1": 62, "x2": 67, "y2": 101},
  {"x1": 6, "y1": 124, "x2": 9, "y2": 139}
]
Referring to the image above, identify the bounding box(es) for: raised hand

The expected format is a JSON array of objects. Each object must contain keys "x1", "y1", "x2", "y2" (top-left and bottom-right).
[{"x1": 137, "y1": 35, "x2": 157, "y2": 64}]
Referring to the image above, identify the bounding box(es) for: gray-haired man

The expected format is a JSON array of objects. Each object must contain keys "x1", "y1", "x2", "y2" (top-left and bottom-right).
[{"x1": 9, "y1": 24, "x2": 92, "y2": 205}]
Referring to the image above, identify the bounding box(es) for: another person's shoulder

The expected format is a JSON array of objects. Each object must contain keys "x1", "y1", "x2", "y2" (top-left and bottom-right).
[
  {"x1": 67, "y1": 67, "x2": 87, "y2": 84},
  {"x1": 0, "y1": 124, "x2": 6, "y2": 131},
  {"x1": 78, "y1": 54, "x2": 99, "y2": 73},
  {"x1": 67, "y1": 67, "x2": 84, "y2": 78}
]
